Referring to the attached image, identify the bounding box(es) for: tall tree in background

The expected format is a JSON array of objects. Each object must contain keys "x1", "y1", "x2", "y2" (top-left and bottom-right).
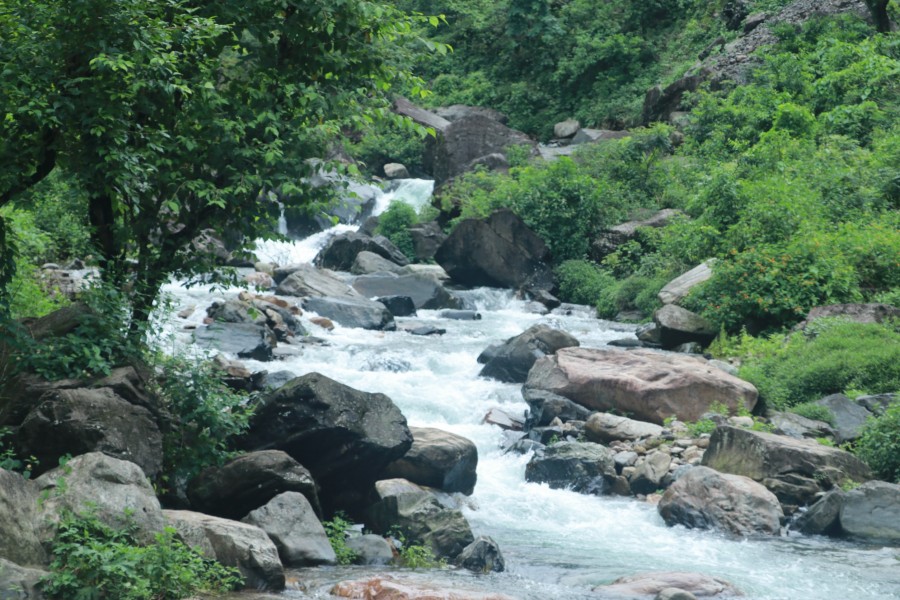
[{"x1": 0, "y1": 0, "x2": 437, "y2": 322}]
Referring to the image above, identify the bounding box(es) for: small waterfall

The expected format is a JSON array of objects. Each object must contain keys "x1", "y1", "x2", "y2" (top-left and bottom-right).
[{"x1": 276, "y1": 202, "x2": 288, "y2": 237}]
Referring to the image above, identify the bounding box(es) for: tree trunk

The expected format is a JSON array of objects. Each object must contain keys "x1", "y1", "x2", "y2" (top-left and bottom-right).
[{"x1": 867, "y1": 0, "x2": 892, "y2": 33}]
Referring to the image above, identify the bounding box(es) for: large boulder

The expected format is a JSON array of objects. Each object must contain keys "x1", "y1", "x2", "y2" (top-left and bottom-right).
[
  {"x1": 351, "y1": 251, "x2": 404, "y2": 275},
  {"x1": 768, "y1": 411, "x2": 835, "y2": 440},
  {"x1": 457, "y1": 536, "x2": 505, "y2": 574},
  {"x1": 382, "y1": 427, "x2": 478, "y2": 495},
  {"x1": 194, "y1": 322, "x2": 276, "y2": 361},
  {"x1": 274, "y1": 264, "x2": 358, "y2": 298},
  {"x1": 478, "y1": 324, "x2": 579, "y2": 384},
  {"x1": 584, "y1": 412, "x2": 664, "y2": 444},
  {"x1": 408, "y1": 221, "x2": 447, "y2": 263},
  {"x1": 367, "y1": 479, "x2": 475, "y2": 560},
  {"x1": 795, "y1": 302, "x2": 900, "y2": 331},
  {"x1": 0, "y1": 558, "x2": 47, "y2": 599},
  {"x1": 187, "y1": 450, "x2": 320, "y2": 520},
  {"x1": 302, "y1": 295, "x2": 396, "y2": 331},
  {"x1": 658, "y1": 466, "x2": 783, "y2": 536},
  {"x1": 523, "y1": 388, "x2": 592, "y2": 428},
  {"x1": 351, "y1": 273, "x2": 461, "y2": 310},
  {"x1": 242, "y1": 492, "x2": 336, "y2": 566},
  {"x1": 524, "y1": 347, "x2": 758, "y2": 425},
  {"x1": 596, "y1": 571, "x2": 741, "y2": 598},
  {"x1": 701, "y1": 426, "x2": 872, "y2": 508},
  {"x1": 34, "y1": 453, "x2": 165, "y2": 549},
  {"x1": 346, "y1": 534, "x2": 395, "y2": 566},
  {"x1": 524, "y1": 441, "x2": 617, "y2": 495},
  {"x1": 652, "y1": 305, "x2": 717, "y2": 349},
  {"x1": 0, "y1": 470, "x2": 46, "y2": 567},
  {"x1": 435, "y1": 209, "x2": 554, "y2": 293},
  {"x1": 793, "y1": 489, "x2": 845, "y2": 536},
  {"x1": 315, "y1": 232, "x2": 409, "y2": 272},
  {"x1": 813, "y1": 394, "x2": 872, "y2": 443},
  {"x1": 163, "y1": 510, "x2": 285, "y2": 591},
  {"x1": 839, "y1": 481, "x2": 900, "y2": 543},
  {"x1": 240, "y1": 373, "x2": 412, "y2": 512},
  {"x1": 15, "y1": 387, "x2": 163, "y2": 479},
  {"x1": 657, "y1": 261, "x2": 716, "y2": 305},
  {"x1": 425, "y1": 115, "x2": 534, "y2": 184}
]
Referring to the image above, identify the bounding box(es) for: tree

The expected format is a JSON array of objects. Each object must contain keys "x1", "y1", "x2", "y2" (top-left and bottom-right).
[
  {"x1": 0, "y1": 0, "x2": 437, "y2": 324},
  {"x1": 864, "y1": 0, "x2": 894, "y2": 33}
]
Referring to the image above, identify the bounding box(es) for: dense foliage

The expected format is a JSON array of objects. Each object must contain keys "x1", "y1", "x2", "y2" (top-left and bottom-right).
[{"x1": 856, "y1": 400, "x2": 900, "y2": 482}]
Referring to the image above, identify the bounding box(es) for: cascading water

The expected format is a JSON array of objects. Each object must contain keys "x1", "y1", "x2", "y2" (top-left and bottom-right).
[{"x1": 157, "y1": 180, "x2": 900, "y2": 600}]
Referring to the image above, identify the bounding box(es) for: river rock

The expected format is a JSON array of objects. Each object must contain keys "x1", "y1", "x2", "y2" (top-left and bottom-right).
[
  {"x1": 701, "y1": 426, "x2": 871, "y2": 508},
  {"x1": 768, "y1": 411, "x2": 835, "y2": 440},
  {"x1": 351, "y1": 251, "x2": 404, "y2": 275},
  {"x1": 408, "y1": 221, "x2": 447, "y2": 262},
  {"x1": 382, "y1": 427, "x2": 478, "y2": 495},
  {"x1": 584, "y1": 412, "x2": 665, "y2": 444},
  {"x1": 457, "y1": 536, "x2": 505, "y2": 573},
  {"x1": 439, "y1": 309, "x2": 481, "y2": 320},
  {"x1": 378, "y1": 295, "x2": 417, "y2": 317},
  {"x1": 0, "y1": 470, "x2": 45, "y2": 567},
  {"x1": 793, "y1": 489, "x2": 845, "y2": 536},
  {"x1": 163, "y1": 510, "x2": 285, "y2": 591},
  {"x1": 332, "y1": 576, "x2": 516, "y2": 600},
  {"x1": 554, "y1": 119, "x2": 581, "y2": 138},
  {"x1": 652, "y1": 305, "x2": 717, "y2": 349},
  {"x1": 352, "y1": 272, "x2": 461, "y2": 310},
  {"x1": 478, "y1": 324, "x2": 579, "y2": 383},
  {"x1": 384, "y1": 163, "x2": 410, "y2": 179},
  {"x1": 523, "y1": 388, "x2": 592, "y2": 428},
  {"x1": 0, "y1": 558, "x2": 46, "y2": 599},
  {"x1": 854, "y1": 393, "x2": 895, "y2": 416},
  {"x1": 14, "y1": 387, "x2": 163, "y2": 479},
  {"x1": 658, "y1": 466, "x2": 783, "y2": 536},
  {"x1": 525, "y1": 441, "x2": 617, "y2": 495},
  {"x1": 434, "y1": 209, "x2": 554, "y2": 293},
  {"x1": 524, "y1": 347, "x2": 758, "y2": 425},
  {"x1": 275, "y1": 264, "x2": 358, "y2": 297},
  {"x1": 596, "y1": 571, "x2": 741, "y2": 598},
  {"x1": 187, "y1": 450, "x2": 320, "y2": 520},
  {"x1": 630, "y1": 451, "x2": 673, "y2": 496},
  {"x1": 657, "y1": 261, "x2": 716, "y2": 305},
  {"x1": 655, "y1": 589, "x2": 698, "y2": 600},
  {"x1": 315, "y1": 232, "x2": 409, "y2": 272},
  {"x1": 242, "y1": 492, "x2": 336, "y2": 566},
  {"x1": 367, "y1": 478, "x2": 475, "y2": 560},
  {"x1": 194, "y1": 322, "x2": 276, "y2": 361},
  {"x1": 814, "y1": 394, "x2": 872, "y2": 443},
  {"x1": 839, "y1": 481, "x2": 900, "y2": 542},
  {"x1": 347, "y1": 534, "x2": 395, "y2": 565},
  {"x1": 34, "y1": 453, "x2": 165, "y2": 548},
  {"x1": 240, "y1": 373, "x2": 412, "y2": 513},
  {"x1": 302, "y1": 295, "x2": 396, "y2": 331}
]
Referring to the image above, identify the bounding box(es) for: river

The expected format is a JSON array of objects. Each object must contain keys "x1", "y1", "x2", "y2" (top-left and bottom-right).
[{"x1": 157, "y1": 179, "x2": 900, "y2": 600}]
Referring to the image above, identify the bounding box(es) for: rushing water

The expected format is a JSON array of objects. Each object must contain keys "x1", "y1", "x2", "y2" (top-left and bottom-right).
[{"x1": 157, "y1": 180, "x2": 900, "y2": 600}]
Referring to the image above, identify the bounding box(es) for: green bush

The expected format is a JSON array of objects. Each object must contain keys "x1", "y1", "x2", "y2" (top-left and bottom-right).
[
  {"x1": 555, "y1": 260, "x2": 615, "y2": 308},
  {"x1": 322, "y1": 513, "x2": 358, "y2": 566},
  {"x1": 42, "y1": 511, "x2": 242, "y2": 600},
  {"x1": 738, "y1": 320, "x2": 900, "y2": 410},
  {"x1": 855, "y1": 401, "x2": 900, "y2": 483},
  {"x1": 375, "y1": 201, "x2": 418, "y2": 261},
  {"x1": 790, "y1": 402, "x2": 836, "y2": 425}
]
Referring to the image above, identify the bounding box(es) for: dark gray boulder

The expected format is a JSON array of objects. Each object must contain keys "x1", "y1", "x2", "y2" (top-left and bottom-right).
[
  {"x1": 629, "y1": 451, "x2": 673, "y2": 496},
  {"x1": 377, "y1": 296, "x2": 417, "y2": 317},
  {"x1": 347, "y1": 534, "x2": 395, "y2": 565},
  {"x1": 814, "y1": 394, "x2": 873, "y2": 443},
  {"x1": 194, "y1": 322, "x2": 276, "y2": 361},
  {"x1": 274, "y1": 264, "x2": 358, "y2": 297},
  {"x1": 302, "y1": 296, "x2": 396, "y2": 331},
  {"x1": 352, "y1": 273, "x2": 461, "y2": 310},
  {"x1": 242, "y1": 492, "x2": 336, "y2": 566},
  {"x1": 439, "y1": 310, "x2": 481, "y2": 320},
  {"x1": 840, "y1": 481, "x2": 900, "y2": 542},
  {"x1": 187, "y1": 450, "x2": 320, "y2": 520},
  {"x1": 793, "y1": 490, "x2": 845, "y2": 536},
  {"x1": 239, "y1": 373, "x2": 412, "y2": 513},
  {"x1": 591, "y1": 209, "x2": 683, "y2": 263},
  {"x1": 351, "y1": 251, "x2": 403, "y2": 275},
  {"x1": 769, "y1": 411, "x2": 836, "y2": 440},
  {"x1": 478, "y1": 324, "x2": 579, "y2": 384},
  {"x1": 15, "y1": 387, "x2": 163, "y2": 479},
  {"x1": 525, "y1": 441, "x2": 617, "y2": 495},
  {"x1": 653, "y1": 304, "x2": 717, "y2": 349},
  {"x1": 408, "y1": 221, "x2": 447, "y2": 262},
  {"x1": 366, "y1": 478, "x2": 474, "y2": 560},
  {"x1": 315, "y1": 232, "x2": 409, "y2": 272},
  {"x1": 435, "y1": 209, "x2": 554, "y2": 293},
  {"x1": 523, "y1": 388, "x2": 592, "y2": 428},
  {"x1": 382, "y1": 427, "x2": 478, "y2": 495},
  {"x1": 457, "y1": 536, "x2": 505, "y2": 573}
]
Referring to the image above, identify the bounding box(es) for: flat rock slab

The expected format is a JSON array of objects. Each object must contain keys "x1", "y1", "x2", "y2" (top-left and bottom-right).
[
  {"x1": 524, "y1": 347, "x2": 758, "y2": 425},
  {"x1": 595, "y1": 571, "x2": 741, "y2": 598},
  {"x1": 332, "y1": 576, "x2": 517, "y2": 600}
]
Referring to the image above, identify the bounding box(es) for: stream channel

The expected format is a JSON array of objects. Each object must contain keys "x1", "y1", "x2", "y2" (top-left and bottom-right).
[{"x1": 157, "y1": 180, "x2": 899, "y2": 600}]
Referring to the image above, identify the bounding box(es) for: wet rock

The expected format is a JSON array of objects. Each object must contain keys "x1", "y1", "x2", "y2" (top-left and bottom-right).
[
  {"x1": 435, "y1": 209, "x2": 554, "y2": 294},
  {"x1": 458, "y1": 536, "x2": 505, "y2": 573},
  {"x1": 187, "y1": 450, "x2": 321, "y2": 520},
  {"x1": 347, "y1": 534, "x2": 395, "y2": 565},
  {"x1": 525, "y1": 347, "x2": 757, "y2": 425},
  {"x1": 478, "y1": 325, "x2": 579, "y2": 384},
  {"x1": 584, "y1": 413, "x2": 665, "y2": 444},
  {"x1": 377, "y1": 295, "x2": 417, "y2": 317},
  {"x1": 525, "y1": 441, "x2": 617, "y2": 495},
  {"x1": 0, "y1": 470, "x2": 45, "y2": 567},
  {"x1": 302, "y1": 295, "x2": 396, "y2": 331},
  {"x1": 194, "y1": 322, "x2": 276, "y2": 361},
  {"x1": 351, "y1": 251, "x2": 404, "y2": 275},
  {"x1": 383, "y1": 427, "x2": 478, "y2": 495},
  {"x1": 658, "y1": 466, "x2": 783, "y2": 536},
  {"x1": 164, "y1": 510, "x2": 284, "y2": 591},
  {"x1": 630, "y1": 451, "x2": 673, "y2": 496},
  {"x1": 701, "y1": 426, "x2": 871, "y2": 507},
  {"x1": 240, "y1": 373, "x2": 412, "y2": 513},
  {"x1": 275, "y1": 264, "x2": 358, "y2": 297},
  {"x1": 397, "y1": 323, "x2": 446, "y2": 336},
  {"x1": 352, "y1": 273, "x2": 461, "y2": 310},
  {"x1": 367, "y1": 479, "x2": 475, "y2": 560},
  {"x1": 793, "y1": 489, "x2": 844, "y2": 536},
  {"x1": 332, "y1": 576, "x2": 516, "y2": 600},
  {"x1": 243, "y1": 492, "x2": 336, "y2": 566},
  {"x1": 315, "y1": 232, "x2": 409, "y2": 272},
  {"x1": 596, "y1": 571, "x2": 741, "y2": 598},
  {"x1": 483, "y1": 408, "x2": 524, "y2": 431},
  {"x1": 523, "y1": 388, "x2": 592, "y2": 428}
]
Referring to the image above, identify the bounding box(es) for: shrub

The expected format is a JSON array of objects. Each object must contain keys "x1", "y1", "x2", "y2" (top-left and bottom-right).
[
  {"x1": 375, "y1": 201, "x2": 418, "y2": 261},
  {"x1": 855, "y1": 401, "x2": 900, "y2": 483},
  {"x1": 42, "y1": 511, "x2": 242, "y2": 600},
  {"x1": 322, "y1": 513, "x2": 358, "y2": 566},
  {"x1": 738, "y1": 320, "x2": 900, "y2": 410},
  {"x1": 555, "y1": 260, "x2": 615, "y2": 308},
  {"x1": 790, "y1": 402, "x2": 836, "y2": 425}
]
